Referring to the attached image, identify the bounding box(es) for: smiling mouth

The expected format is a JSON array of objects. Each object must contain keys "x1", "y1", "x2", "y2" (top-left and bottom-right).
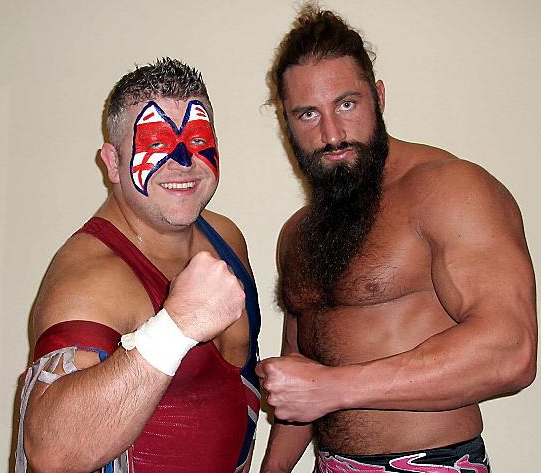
[{"x1": 160, "y1": 182, "x2": 196, "y2": 190}]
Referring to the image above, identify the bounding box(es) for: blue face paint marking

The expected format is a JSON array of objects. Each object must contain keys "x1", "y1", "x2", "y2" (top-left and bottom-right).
[{"x1": 169, "y1": 141, "x2": 192, "y2": 168}]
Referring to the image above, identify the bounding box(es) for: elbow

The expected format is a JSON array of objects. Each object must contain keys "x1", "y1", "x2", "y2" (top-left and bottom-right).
[
  {"x1": 24, "y1": 432, "x2": 99, "y2": 473},
  {"x1": 25, "y1": 438, "x2": 63, "y2": 473},
  {"x1": 502, "y1": 339, "x2": 537, "y2": 393},
  {"x1": 26, "y1": 450, "x2": 98, "y2": 473},
  {"x1": 24, "y1": 424, "x2": 49, "y2": 473},
  {"x1": 25, "y1": 438, "x2": 77, "y2": 473},
  {"x1": 22, "y1": 403, "x2": 75, "y2": 473},
  {"x1": 513, "y1": 352, "x2": 537, "y2": 391}
]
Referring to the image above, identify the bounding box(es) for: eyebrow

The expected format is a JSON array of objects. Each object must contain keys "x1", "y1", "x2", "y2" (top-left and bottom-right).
[
  {"x1": 291, "y1": 105, "x2": 315, "y2": 116},
  {"x1": 290, "y1": 90, "x2": 364, "y2": 116},
  {"x1": 333, "y1": 90, "x2": 363, "y2": 105}
]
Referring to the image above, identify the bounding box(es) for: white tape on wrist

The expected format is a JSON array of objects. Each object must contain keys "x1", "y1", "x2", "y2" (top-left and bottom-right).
[{"x1": 120, "y1": 308, "x2": 198, "y2": 376}]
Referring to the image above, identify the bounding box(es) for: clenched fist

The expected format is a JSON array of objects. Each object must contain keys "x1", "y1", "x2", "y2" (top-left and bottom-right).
[
  {"x1": 164, "y1": 251, "x2": 245, "y2": 342},
  {"x1": 256, "y1": 353, "x2": 339, "y2": 422}
]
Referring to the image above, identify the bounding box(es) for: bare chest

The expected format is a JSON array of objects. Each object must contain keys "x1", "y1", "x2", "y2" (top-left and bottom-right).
[
  {"x1": 281, "y1": 202, "x2": 439, "y2": 363},
  {"x1": 283, "y1": 201, "x2": 431, "y2": 312}
]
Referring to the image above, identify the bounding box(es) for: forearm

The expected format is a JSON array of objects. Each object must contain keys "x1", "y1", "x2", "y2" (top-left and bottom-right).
[
  {"x1": 24, "y1": 347, "x2": 170, "y2": 473},
  {"x1": 260, "y1": 422, "x2": 312, "y2": 473},
  {"x1": 338, "y1": 317, "x2": 537, "y2": 412},
  {"x1": 260, "y1": 314, "x2": 537, "y2": 423}
]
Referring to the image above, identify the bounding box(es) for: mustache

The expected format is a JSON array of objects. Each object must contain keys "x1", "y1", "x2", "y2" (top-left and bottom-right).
[
  {"x1": 310, "y1": 140, "x2": 367, "y2": 159},
  {"x1": 321, "y1": 141, "x2": 351, "y2": 153}
]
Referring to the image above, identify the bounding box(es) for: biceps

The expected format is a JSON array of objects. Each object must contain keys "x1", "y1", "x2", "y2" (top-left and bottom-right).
[
  {"x1": 27, "y1": 347, "x2": 102, "y2": 404},
  {"x1": 431, "y1": 238, "x2": 535, "y2": 324}
]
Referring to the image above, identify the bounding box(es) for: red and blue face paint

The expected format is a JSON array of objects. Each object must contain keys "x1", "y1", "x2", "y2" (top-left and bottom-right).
[{"x1": 130, "y1": 100, "x2": 219, "y2": 196}]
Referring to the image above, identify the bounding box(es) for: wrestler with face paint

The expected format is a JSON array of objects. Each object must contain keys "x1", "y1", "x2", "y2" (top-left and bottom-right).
[{"x1": 19, "y1": 58, "x2": 260, "y2": 473}]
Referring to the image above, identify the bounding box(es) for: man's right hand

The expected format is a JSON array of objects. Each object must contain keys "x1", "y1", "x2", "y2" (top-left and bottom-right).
[{"x1": 163, "y1": 251, "x2": 245, "y2": 342}]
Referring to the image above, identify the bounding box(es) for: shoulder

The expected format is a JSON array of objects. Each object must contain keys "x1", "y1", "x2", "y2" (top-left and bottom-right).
[
  {"x1": 388, "y1": 139, "x2": 460, "y2": 188},
  {"x1": 279, "y1": 207, "x2": 307, "y2": 241},
  {"x1": 32, "y1": 232, "x2": 154, "y2": 341},
  {"x1": 392, "y1": 144, "x2": 525, "y2": 245},
  {"x1": 200, "y1": 209, "x2": 252, "y2": 271},
  {"x1": 391, "y1": 140, "x2": 517, "y2": 208},
  {"x1": 276, "y1": 207, "x2": 308, "y2": 266}
]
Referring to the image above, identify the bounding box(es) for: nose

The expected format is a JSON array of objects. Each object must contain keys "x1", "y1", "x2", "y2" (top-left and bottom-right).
[
  {"x1": 168, "y1": 142, "x2": 193, "y2": 168},
  {"x1": 320, "y1": 114, "x2": 346, "y2": 147}
]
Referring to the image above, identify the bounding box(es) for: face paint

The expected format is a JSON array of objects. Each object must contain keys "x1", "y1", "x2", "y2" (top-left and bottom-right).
[{"x1": 130, "y1": 100, "x2": 219, "y2": 196}]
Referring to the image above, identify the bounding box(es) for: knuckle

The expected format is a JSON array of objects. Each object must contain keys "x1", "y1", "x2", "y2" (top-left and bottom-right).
[{"x1": 215, "y1": 259, "x2": 228, "y2": 271}]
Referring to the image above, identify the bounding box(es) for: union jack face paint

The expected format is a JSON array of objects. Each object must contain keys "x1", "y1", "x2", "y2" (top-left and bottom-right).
[{"x1": 130, "y1": 100, "x2": 219, "y2": 196}]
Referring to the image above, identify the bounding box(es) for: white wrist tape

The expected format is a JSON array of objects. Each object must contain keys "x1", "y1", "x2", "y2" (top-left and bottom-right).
[{"x1": 120, "y1": 308, "x2": 198, "y2": 376}]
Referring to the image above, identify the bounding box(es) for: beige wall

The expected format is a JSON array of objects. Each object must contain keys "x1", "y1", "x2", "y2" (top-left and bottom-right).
[{"x1": 2, "y1": 1, "x2": 539, "y2": 471}]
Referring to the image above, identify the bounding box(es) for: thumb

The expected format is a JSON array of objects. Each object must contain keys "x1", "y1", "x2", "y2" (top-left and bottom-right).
[
  {"x1": 255, "y1": 360, "x2": 267, "y2": 378},
  {"x1": 256, "y1": 357, "x2": 279, "y2": 377}
]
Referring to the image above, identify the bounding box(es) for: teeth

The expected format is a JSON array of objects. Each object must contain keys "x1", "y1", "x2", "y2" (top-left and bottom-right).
[{"x1": 161, "y1": 182, "x2": 195, "y2": 190}]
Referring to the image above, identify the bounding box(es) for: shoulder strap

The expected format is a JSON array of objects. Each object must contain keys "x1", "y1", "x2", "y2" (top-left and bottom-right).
[
  {"x1": 77, "y1": 217, "x2": 169, "y2": 311},
  {"x1": 195, "y1": 216, "x2": 261, "y2": 471}
]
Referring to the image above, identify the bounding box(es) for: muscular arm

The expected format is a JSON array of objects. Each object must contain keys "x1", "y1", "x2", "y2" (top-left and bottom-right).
[
  {"x1": 25, "y1": 344, "x2": 170, "y2": 473},
  {"x1": 258, "y1": 161, "x2": 537, "y2": 422},
  {"x1": 260, "y1": 421, "x2": 313, "y2": 473},
  {"x1": 259, "y1": 314, "x2": 312, "y2": 473},
  {"x1": 341, "y1": 163, "x2": 537, "y2": 412},
  {"x1": 24, "y1": 250, "x2": 245, "y2": 473}
]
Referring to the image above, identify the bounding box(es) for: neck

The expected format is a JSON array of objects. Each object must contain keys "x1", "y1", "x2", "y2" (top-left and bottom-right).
[{"x1": 95, "y1": 194, "x2": 198, "y2": 267}]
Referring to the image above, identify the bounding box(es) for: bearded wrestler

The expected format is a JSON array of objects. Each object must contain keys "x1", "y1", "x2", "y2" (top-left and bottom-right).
[{"x1": 257, "y1": 5, "x2": 537, "y2": 473}]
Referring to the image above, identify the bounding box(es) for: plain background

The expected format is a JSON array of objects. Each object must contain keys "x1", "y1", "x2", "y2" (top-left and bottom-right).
[{"x1": 1, "y1": 1, "x2": 539, "y2": 471}]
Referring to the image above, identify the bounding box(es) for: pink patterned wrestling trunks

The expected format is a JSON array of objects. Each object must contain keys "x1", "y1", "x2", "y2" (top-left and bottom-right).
[{"x1": 316, "y1": 436, "x2": 490, "y2": 473}]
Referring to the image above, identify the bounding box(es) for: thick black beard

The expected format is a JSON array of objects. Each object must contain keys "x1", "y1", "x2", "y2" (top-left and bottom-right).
[{"x1": 288, "y1": 111, "x2": 389, "y2": 306}]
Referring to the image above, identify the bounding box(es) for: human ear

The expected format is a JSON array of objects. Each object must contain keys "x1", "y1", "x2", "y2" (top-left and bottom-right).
[
  {"x1": 100, "y1": 143, "x2": 120, "y2": 184},
  {"x1": 376, "y1": 80, "x2": 386, "y2": 113}
]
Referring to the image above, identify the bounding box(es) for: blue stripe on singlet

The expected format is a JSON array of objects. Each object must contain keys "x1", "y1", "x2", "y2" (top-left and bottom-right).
[{"x1": 196, "y1": 216, "x2": 261, "y2": 469}]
